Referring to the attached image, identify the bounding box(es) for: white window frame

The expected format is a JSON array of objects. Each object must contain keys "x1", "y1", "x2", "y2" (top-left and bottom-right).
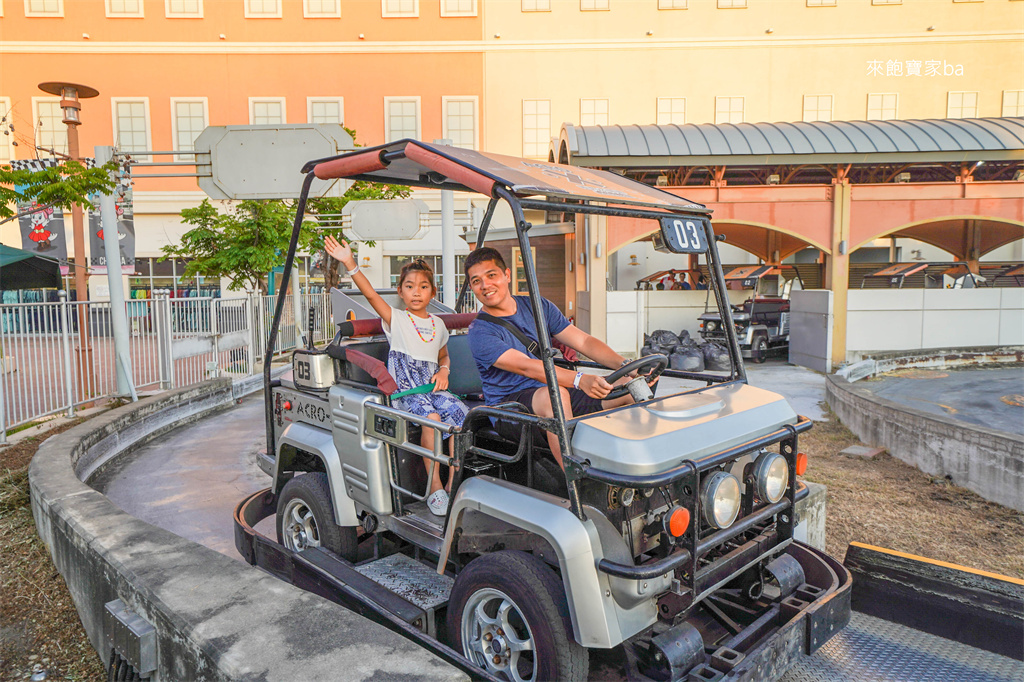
[
  {"x1": 580, "y1": 98, "x2": 609, "y2": 126},
  {"x1": 0, "y1": 98, "x2": 14, "y2": 164},
  {"x1": 717, "y1": 0, "x2": 747, "y2": 7},
  {"x1": 244, "y1": 0, "x2": 282, "y2": 18},
  {"x1": 442, "y1": 96, "x2": 479, "y2": 150},
  {"x1": 1002, "y1": 90, "x2": 1024, "y2": 117},
  {"x1": 24, "y1": 0, "x2": 64, "y2": 17},
  {"x1": 522, "y1": 0, "x2": 551, "y2": 10},
  {"x1": 802, "y1": 94, "x2": 833, "y2": 122},
  {"x1": 658, "y1": 0, "x2": 688, "y2": 9},
  {"x1": 871, "y1": 0, "x2": 902, "y2": 5},
  {"x1": 867, "y1": 93, "x2": 898, "y2": 120},
  {"x1": 303, "y1": 0, "x2": 341, "y2": 17},
  {"x1": 249, "y1": 97, "x2": 287, "y2": 125},
  {"x1": 111, "y1": 97, "x2": 153, "y2": 161},
  {"x1": 714, "y1": 96, "x2": 744, "y2": 124},
  {"x1": 165, "y1": 0, "x2": 203, "y2": 17},
  {"x1": 440, "y1": 0, "x2": 476, "y2": 17},
  {"x1": 382, "y1": 0, "x2": 418, "y2": 17},
  {"x1": 656, "y1": 97, "x2": 686, "y2": 125},
  {"x1": 947, "y1": 91, "x2": 978, "y2": 118},
  {"x1": 306, "y1": 96, "x2": 345, "y2": 124},
  {"x1": 170, "y1": 97, "x2": 208, "y2": 162},
  {"x1": 806, "y1": 0, "x2": 836, "y2": 6},
  {"x1": 522, "y1": 99, "x2": 551, "y2": 158},
  {"x1": 580, "y1": 0, "x2": 610, "y2": 10},
  {"x1": 105, "y1": 0, "x2": 145, "y2": 17},
  {"x1": 33, "y1": 97, "x2": 67, "y2": 158},
  {"x1": 384, "y1": 97, "x2": 421, "y2": 142}
]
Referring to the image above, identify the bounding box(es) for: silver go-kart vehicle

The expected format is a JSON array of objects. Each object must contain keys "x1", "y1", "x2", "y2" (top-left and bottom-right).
[{"x1": 235, "y1": 140, "x2": 851, "y2": 682}]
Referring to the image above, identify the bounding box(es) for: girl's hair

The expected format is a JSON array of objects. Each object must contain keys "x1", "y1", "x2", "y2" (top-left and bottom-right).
[{"x1": 398, "y1": 258, "x2": 437, "y2": 295}]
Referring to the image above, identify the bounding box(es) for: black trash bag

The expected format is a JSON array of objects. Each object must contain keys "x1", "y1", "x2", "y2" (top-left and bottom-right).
[
  {"x1": 677, "y1": 329, "x2": 691, "y2": 345},
  {"x1": 640, "y1": 344, "x2": 658, "y2": 358},
  {"x1": 670, "y1": 346, "x2": 705, "y2": 372},
  {"x1": 702, "y1": 341, "x2": 731, "y2": 371},
  {"x1": 649, "y1": 329, "x2": 680, "y2": 350}
]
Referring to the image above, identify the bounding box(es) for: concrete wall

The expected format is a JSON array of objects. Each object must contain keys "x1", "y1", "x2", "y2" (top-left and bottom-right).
[
  {"x1": 826, "y1": 374, "x2": 1024, "y2": 513},
  {"x1": 789, "y1": 290, "x2": 833, "y2": 374},
  {"x1": 29, "y1": 379, "x2": 465, "y2": 681},
  {"x1": 846, "y1": 288, "x2": 1024, "y2": 363},
  {"x1": 607, "y1": 289, "x2": 749, "y2": 357}
]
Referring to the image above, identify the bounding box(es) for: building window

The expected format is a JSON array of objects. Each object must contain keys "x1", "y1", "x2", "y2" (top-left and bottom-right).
[
  {"x1": 714, "y1": 96, "x2": 744, "y2": 124},
  {"x1": 106, "y1": 0, "x2": 144, "y2": 16},
  {"x1": 304, "y1": 0, "x2": 340, "y2": 16},
  {"x1": 166, "y1": 0, "x2": 202, "y2": 17},
  {"x1": 1002, "y1": 90, "x2": 1024, "y2": 117},
  {"x1": 802, "y1": 94, "x2": 833, "y2": 122},
  {"x1": 656, "y1": 98, "x2": 686, "y2": 125},
  {"x1": 34, "y1": 99, "x2": 66, "y2": 157},
  {"x1": 579, "y1": 99, "x2": 609, "y2": 126},
  {"x1": 522, "y1": 99, "x2": 551, "y2": 157},
  {"x1": 385, "y1": 98, "x2": 420, "y2": 142},
  {"x1": 0, "y1": 99, "x2": 13, "y2": 164},
  {"x1": 510, "y1": 247, "x2": 537, "y2": 296},
  {"x1": 307, "y1": 97, "x2": 344, "y2": 124},
  {"x1": 806, "y1": 0, "x2": 836, "y2": 5},
  {"x1": 171, "y1": 99, "x2": 207, "y2": 161},
  {"x1": 112, "y1": 99, "x2": 151, "y2": 160},
  {"x1": 382, "y1": 0, "x2": 417, "y2": 17},
  {"x1": 25, "y1": 0, "x2": 63, "y2": 16},
  {"x1": 245, "y1": 0, "x2": 281, "y2": 17},
  {"x1": 658, "y1": 0, "x2": 688, "y2": 7},
  {"x1": 522, "y1": 0, "x2": 550, "y2": 9},
  {"x1": 947, "y1": 91, "x2": 978, "y2": 118},
  {"x1": 250, "y1": 98, "x2": 286, "y2": 124},
  {"x1": 581, "y1": 0, "x2": 609, "y2": 10},
  {"x1": 717, "y1": 0, "x2": 747, "y2": 7},
  {"x1": 441, "y1": 0, "x2": 476, "y2": 16},
  {"x1": 867, "y1": 93, "x2": 898, "y2": 120},
  {"x1": 443, "y1": 97, "x2": 478, "y2": 149}
]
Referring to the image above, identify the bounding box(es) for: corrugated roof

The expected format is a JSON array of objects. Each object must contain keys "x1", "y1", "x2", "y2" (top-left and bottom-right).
[{"x1": 557, "y1": 117, "x2": 1024, "y2": 167}]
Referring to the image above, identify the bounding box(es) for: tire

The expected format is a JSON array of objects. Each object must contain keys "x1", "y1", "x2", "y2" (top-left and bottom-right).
[
  {"x1": 276, "y1": 472, "x2": 358, "y2": 562},
  {"x1": 752, "y1": 334, "x2": 769, "y2": 364},
  {"x1": 447, "y1": 551, "x2": 588, "y2": 682}
]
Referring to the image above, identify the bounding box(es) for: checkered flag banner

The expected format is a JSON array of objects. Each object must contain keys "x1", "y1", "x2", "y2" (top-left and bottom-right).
[{"x1": 9, "y1": 157, "x2": 96, "y2": 171}]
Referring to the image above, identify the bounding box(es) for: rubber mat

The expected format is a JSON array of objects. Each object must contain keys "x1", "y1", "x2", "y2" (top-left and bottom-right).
[{"x1": 782, "y1": 612, "x2": 1024, "y2": 682}]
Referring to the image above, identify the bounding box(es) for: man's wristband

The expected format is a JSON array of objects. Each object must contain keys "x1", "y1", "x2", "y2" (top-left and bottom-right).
[{"x1": 573, "y1": 371, "x2": 583, "y2": 390}]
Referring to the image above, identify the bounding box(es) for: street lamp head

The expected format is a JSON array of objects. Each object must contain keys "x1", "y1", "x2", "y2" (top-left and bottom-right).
[{"x1": 38, "y1": 81, "x2": 99, "y2": 126}]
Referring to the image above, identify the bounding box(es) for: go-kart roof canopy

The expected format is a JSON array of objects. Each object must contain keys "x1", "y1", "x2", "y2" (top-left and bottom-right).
[{"x1": 305, "y1": 139, "x2": 709, "y2": 214}]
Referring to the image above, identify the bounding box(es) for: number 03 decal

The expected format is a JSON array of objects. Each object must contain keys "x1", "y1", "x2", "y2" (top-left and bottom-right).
[{"x1": 659, "y1": 216, "x2": 708, "y2": 254}]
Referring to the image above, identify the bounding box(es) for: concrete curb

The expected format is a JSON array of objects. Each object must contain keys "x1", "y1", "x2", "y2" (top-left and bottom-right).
[
  {"x1": 825, "y1": 374, "x2": 1024, "y2": 512},
  {"x1": 29, "y1": 379, "x2": 466, "y2": 681}
]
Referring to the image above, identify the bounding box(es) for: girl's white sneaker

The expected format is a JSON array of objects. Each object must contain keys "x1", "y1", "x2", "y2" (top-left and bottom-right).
[{"x1": 427, "y1": 489, "x2": 449, "y2": 516}]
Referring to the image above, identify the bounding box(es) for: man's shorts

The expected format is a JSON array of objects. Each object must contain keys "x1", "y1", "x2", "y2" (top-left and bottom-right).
[{"x1": 494, "y1": 386, "x2": 604, "y2": 443}]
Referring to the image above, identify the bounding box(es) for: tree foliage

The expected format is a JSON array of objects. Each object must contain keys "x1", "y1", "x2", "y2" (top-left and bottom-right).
[{"x1": 0, "y1": 160, "x2": 118, "y2": 221}]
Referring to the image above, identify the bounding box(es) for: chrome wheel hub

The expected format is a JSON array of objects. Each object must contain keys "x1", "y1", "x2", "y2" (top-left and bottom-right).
[
  {"x1": 461, "y1": 588, "x2": 536, "y2": 682},
  {"x1": 282, "y1": 499, "x2": 320, "y2": 551}
]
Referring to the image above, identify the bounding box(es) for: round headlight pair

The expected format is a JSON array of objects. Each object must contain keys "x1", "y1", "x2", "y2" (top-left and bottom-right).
[
  {"x1": 700, "y1": 471, "x2": 741, "y2": 529},
  {"x1": 753, "y1": 451, "x2": 789, "y2": 504},
  {"x1": 705, "y1": 321, "x2": 718, "y2": 332}
]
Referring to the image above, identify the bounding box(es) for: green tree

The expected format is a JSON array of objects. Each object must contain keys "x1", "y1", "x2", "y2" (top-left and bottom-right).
[{"x1": 0, "y1": 160, "x2": 117, "y2": 222}]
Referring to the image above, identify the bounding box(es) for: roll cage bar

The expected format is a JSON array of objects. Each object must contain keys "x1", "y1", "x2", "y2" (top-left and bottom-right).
[{"x1": 265, "y1": 140, "x2": 749, "y2": 523}]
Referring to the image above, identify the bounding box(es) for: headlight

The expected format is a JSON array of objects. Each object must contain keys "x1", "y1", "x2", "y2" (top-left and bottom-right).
[
  {"x1": 706, "y1": 321, "x2": 718, "y2": 332},
  {"x1": 700, "y1": 471, "x2": 741, "y2": 529},
  {"x1": 753, "y1": 451, "x2": 789, "y2": 503}
]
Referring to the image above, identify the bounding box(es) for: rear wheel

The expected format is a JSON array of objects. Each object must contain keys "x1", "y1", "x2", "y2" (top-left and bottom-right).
[
  {"x1": 752, "y1": 334, "x2": 769, "y2": 364},
  {"x1": 448, "y1": 551, "x2": 588, "y2": 682},
  {"x1": 276, "y1": 472, "x2": 358, "y2": 562}
]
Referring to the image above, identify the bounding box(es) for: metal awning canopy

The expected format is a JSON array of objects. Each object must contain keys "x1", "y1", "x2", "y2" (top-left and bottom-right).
[
  {"x1": 305, "y1": 139, "x2": 709, "y2": 214},
  {"x1": 866, "y1": 263, "x2": 931, "y2": 278},
  {"x1": 724, "y1": 265, "x2": 793, "y2": 280},
  {"x1": 0, "y1": 244, "x2": 62, "y2": 290},
  {"x1": 558, "y1": 117, "x2": 1024, "y2": 168}
]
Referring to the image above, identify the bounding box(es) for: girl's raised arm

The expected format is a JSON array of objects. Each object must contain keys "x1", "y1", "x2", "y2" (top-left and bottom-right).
[{"x1": 324, "y1": 235, "x2": 392, "y2": 327}]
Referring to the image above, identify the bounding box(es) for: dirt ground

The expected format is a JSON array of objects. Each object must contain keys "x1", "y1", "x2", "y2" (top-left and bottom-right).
[{"x1": 0, "y1": 407, "x2": 1021, "y2": 681}]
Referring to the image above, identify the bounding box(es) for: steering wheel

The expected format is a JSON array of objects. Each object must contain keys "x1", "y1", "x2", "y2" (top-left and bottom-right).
[{"x1": 603, "y1": 354, "x2": 669, "y2": 400}]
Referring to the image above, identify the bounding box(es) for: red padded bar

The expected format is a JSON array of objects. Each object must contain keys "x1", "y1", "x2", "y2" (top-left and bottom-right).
[
  {"x1": 405, "y1": 144, "x2": 497, "y2": 197},
  {"x1": 345, "y1": 349, "x2": 399, "y2": 395},
  {"x1": 339, "y1": 313, "x2": 477, "y2": 338},
  {"x1": 314, "y1": 151, "x2": 387, "y2": 180}
]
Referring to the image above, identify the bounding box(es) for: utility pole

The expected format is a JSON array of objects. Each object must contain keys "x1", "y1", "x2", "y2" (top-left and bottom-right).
[{"x1": 434, "y1": 139, "x2": 456, "y2": 308}]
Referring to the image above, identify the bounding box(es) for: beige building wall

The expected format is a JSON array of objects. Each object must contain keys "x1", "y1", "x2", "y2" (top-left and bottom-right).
[{"x1": 481, "y1": 0, "x2": 1024, "y2": 157}]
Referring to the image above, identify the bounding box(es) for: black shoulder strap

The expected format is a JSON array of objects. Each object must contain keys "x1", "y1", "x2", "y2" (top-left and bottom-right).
[{"x1": 476, "y1": 311, "x2": 541, "y2": 359}]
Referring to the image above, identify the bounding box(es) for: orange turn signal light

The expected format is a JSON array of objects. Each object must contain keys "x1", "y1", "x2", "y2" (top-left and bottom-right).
[
  {"x1": 667, "y1": 506, "x2": 690, "y2": 537},
  {"x1": 795, "y1": 452, "x2": 808, "y2": 476}
]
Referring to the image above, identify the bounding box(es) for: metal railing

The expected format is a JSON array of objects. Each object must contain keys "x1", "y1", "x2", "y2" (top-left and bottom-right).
[{"x1": 0, "y1": 290, "x2": 334, "y2": 443}]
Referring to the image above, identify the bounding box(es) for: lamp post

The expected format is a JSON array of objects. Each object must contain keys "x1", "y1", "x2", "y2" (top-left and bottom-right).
[{"x1": 38, "y1": 81, "x2": 99, "y2": 401}]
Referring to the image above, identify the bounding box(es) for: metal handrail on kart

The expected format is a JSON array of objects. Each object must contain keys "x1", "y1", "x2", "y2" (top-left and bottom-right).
[{"x1": 364, "y1": 402, "x2": 456, "y2": 502}]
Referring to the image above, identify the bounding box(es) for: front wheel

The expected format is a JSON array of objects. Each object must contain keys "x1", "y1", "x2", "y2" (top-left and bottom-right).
[
  {"x1": 276, "y1": 472, "x2": 358, "y2": 562},
  {"x1": 447, "y1": 551, "x2": 588, "y2": 682},
  {"x1": 752, "y1": 334, "x2": 769, "y2": 364}
]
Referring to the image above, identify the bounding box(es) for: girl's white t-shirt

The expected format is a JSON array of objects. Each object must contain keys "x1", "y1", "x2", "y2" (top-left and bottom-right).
[{"x1": 382, "y1": 307, "x2": 449, "y2": 363}]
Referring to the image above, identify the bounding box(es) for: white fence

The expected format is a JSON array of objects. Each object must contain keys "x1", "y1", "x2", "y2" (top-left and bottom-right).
[{"x1": 0, "y1": 291, "x2": 332, "y2": 442}]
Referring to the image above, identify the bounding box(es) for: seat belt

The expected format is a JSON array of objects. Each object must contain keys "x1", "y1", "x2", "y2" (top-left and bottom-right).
[{"x1": 476, "y1": 312, "x2": 542, "y2": 359}]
